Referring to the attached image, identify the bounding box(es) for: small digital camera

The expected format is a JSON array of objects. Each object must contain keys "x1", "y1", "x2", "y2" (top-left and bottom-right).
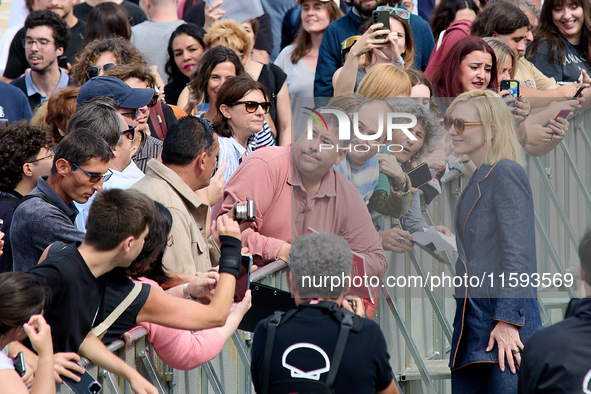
[{"x1": 234, "y1": 198, "x2": 256, "y2": 222}]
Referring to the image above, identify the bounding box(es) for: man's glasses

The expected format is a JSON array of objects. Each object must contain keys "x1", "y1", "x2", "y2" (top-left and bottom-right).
[
  {"x1": 121, "y1": 109, "x2": 140, "y2": 120},
  {"x1": 121, "y1": 125, "x2": 135, "y2": 141},
  {"x1": 22, "y1": 38, "x2": 53, "y2": 49},
  {"x1": 228, "y1": 101, "x2": 271, "y2": 114},
  {"x1": 443, "y1": 115, "x2": 483, "y2": 134},
  {"x1": 71, "y1": 162, "x2": 113, "y2": 183},
  {"x1": 86, "y1": 63, "x2": 116, "y2": 80},
  {"x1": 29, "y1": 150, "x2": 55, "y2": 163},
  {"x1": 376, "y1": 5, "x2": 411, "y2": 20}
]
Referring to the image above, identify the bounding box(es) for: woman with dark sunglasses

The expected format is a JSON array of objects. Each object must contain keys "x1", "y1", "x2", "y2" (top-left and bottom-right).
[
  {"x1": 214, "y1": 75, "x2": 271, "y2": 181},
  {"x1": 445, "y1": 90, "x2": 541, "y2": 393}
]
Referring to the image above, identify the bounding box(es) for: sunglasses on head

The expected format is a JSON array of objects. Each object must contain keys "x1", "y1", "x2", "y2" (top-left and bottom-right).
[
  {"x1": 341, "y1": 35, "x2": 361, "y2": 52},
  {"x1": 86, "y1": 63, "x2": 116, "y2": 80},
  {"x1": 443, "y1": 115, "x2": 483, "y2": 134},
  {"x1": 228, "y1": 101, "x2": 271, "y2": 114},
  {"x1": 121, "y1": 125, "x2": 135, "y2": 141},
  {"x1": 376, "y1": 5, "x2": 411, "y2": 20},
  {"x1": 71, "y1": 162, "x2": 113, "y2": 183}
]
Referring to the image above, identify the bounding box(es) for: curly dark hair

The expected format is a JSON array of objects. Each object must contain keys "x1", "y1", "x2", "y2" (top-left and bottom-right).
[
  {"x1": 164, "y1": 23, "x2": 206, "y2": 106},
  {"x1": 24, "y1": 10, "x2": 70, "y2": 52},
  {"x1": 70, "y1": 37, "x2": 147, "y2": 86},
  {"x1": 0, "y1": 120, "x2": 52, "y2": 191}
]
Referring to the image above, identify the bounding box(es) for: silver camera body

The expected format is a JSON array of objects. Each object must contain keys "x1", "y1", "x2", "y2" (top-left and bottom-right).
[{"x1": 234, "y1": 198, "x2": 256, "y2": 222}]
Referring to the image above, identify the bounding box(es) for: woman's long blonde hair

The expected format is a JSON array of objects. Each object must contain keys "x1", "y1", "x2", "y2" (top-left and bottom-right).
[{"x1": 446, "y1": 90, "x2": 523, "y2": 166}]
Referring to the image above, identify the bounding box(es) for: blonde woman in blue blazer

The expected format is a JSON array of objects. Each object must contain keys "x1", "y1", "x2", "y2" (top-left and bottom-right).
[{"x1": 445, "y1": 90, "x2": 541, "y2": 393}]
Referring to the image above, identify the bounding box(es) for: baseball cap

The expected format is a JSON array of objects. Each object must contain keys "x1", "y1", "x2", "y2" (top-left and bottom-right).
[
  {"x1": 77, "y1": 76, "x2": 153, "y2": 108},
  {"x1": 295, "y1": 0, "x2": 340, "y2": 7}
]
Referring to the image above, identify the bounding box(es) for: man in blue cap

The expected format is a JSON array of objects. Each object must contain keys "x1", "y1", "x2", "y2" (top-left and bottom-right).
[{"x1": 11, "y1": 76, "x2": 153, "y2": 271}]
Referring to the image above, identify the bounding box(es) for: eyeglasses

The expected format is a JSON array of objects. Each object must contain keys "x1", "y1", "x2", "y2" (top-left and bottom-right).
[
  {"x1": 147, "y1": 94, "x2": 158, "y2": 108},
  {"x1": 71, "y1": 162, "x2": 113, "y2": 183},
  {"x1": 86, "y1": 63, "x2": 116, "y2": 80},
  {"x1": 29, "y1": 150, "x2": 55, "y2": 163},
  {"x1": 121, "y1": 108, "x2": 140, "y2": 120},
  {"x1": 121, "y1": 125, "x2": 135, "y2": 141},
  {"x1": 22, "y1": 38, "x2": 53, "y2": 49},
  {"x1": 443, "y1": 115, "x2": 483, "y2": 134},
  {"x1": 376, "y1": 5, "x2": 411, "y2": 20},
  {"x1": 166, "y1": 235, "x2": 174, "y2": 247},
  {"x1": 228, "y1": 101, "x2": 271, "y2": 113}
]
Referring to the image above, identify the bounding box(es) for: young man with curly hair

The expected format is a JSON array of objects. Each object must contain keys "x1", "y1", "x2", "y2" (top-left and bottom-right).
[
  {"x1": 0, "y1": 120, "x2": 53, "y2": 272},
  {"x1": 10, "y1": 10, "x2": 71, "y2": 112}
]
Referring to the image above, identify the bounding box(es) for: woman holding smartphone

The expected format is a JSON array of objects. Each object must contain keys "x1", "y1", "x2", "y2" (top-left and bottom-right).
[
  {"x1": 445, "y1": 90, "x2": 541, "y2": 393},
  {"x1": 0, "y1": 272, "x2": 54, "y2": 394}
]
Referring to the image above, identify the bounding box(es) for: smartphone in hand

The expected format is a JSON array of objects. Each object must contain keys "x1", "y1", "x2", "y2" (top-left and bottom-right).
[
  {"x1": 372, "y1": 10, "x2": 390, "y2": 40},
  {"x1": 500, "y1": 80, "x2": 519, "y2": 107}
]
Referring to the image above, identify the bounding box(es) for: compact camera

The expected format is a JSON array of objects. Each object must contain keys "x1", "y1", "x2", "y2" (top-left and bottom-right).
[{"x1": 234, "y1": 198, "x2": 256, "y2": 222}]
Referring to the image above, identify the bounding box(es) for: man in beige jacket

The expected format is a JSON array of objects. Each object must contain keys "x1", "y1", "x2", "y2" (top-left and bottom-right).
[{"x1": 132, "y1": 116, "x2": 221, "y2": 274}]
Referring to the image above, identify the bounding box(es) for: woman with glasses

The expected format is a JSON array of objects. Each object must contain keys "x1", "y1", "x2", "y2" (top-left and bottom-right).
[
  {"x1": 70, "y1": 37, "x2": 147, "y2": 86},
  {"x1": 333, "y1": 5, "x2": 414, "y2": 96},
  {"x1": 214, "y1": 75, "x2": 271, "y2": 180},
  {"x1": 445, "y1": 90, "x2": 541, "y2": 393},
  {"x1": 274, "y1": 0, "x2": 343, "y2": 100}
]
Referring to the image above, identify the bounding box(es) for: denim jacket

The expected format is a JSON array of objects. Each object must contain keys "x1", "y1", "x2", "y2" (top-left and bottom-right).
[{"x1": 449, "y1": 160, "x2": 542, "y2": 370}]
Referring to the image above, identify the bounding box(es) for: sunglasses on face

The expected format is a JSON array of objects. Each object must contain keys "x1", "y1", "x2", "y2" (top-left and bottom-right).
[
  {"x1": 71, "y1": 162, "x2": 113, "y2": 183},
  {"x1": 443, "y1": 115, "x2": 483, "y2": 134},
  {"x1": 121, "y1": 108, "x2": 140, "y2": 120},
  {"x1": 228, "y1": 101, "x2": 271, "y2": 114},
  {"x1": 121, "y1": 125, "x2": 135, "y2": 141},
  {"x1": 86, "y1": 63, "x2": 116, "y2": 80},
  {"x1": 376, "y1": 5, "x2": 411, "y2": 20}
]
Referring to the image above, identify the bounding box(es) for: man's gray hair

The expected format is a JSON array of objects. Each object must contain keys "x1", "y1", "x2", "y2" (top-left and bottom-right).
[
  {"x1": 384, "y1": 98, "x2": 440, "y2": 162},
  {"x1": 289, "y1": 233, "x2": 353, "y2": 299},
  {"x1": 67, "y1": 96, "x2": 124, "y2": 148}
]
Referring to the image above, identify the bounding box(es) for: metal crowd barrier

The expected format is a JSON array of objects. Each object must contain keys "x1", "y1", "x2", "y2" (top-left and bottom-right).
[{"x1": 57, "y1": 106, "x2": 590, "y2": 394}]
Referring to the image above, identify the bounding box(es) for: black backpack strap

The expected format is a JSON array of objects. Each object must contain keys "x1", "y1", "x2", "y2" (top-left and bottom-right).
[
  {"x1": 262, "y1": 311, "x2": 284, "y2": 394},
  {"x1": 324, "y1": 312, "x2": 353, "y2": 389}
]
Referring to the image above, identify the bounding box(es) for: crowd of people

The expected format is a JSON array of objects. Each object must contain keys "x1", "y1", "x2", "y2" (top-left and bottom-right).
[{"x1": 0, "y1": 0, "x2": 590, "y2": 392}]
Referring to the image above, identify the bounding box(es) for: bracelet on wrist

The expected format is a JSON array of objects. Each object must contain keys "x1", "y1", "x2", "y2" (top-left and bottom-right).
[
  {"x1": 183, "y1": 283, "x2": 197, "y2": 300},
  {"x1": 392, "y1": 58, "x2": 404, "y2": 66}
]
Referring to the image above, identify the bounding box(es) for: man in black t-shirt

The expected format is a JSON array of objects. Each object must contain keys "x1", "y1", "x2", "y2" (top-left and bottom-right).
[
  {"x1": 29, "y1": 188, "x2": 159, "y2": 393},
  {"x1": 2, "y1": 0, "x2": 85, "y2": 82},
  {"x1": 250, "y1": 233, "x2": 399, "y2": 394}
]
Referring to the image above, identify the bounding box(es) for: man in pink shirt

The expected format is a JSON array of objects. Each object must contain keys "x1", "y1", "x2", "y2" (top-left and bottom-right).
[{"x1": 213, "y1": 110, "x2": 387, "y2": 283}]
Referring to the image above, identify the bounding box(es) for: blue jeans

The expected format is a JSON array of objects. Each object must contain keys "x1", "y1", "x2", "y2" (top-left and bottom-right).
[{"x1": 451, "y1": 362, "x2": 519, "y2": 394}]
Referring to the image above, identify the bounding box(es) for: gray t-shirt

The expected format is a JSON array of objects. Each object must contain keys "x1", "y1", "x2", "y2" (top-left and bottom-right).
[
  {"x1": 131, "y1": 20, "x2": 185, "y2": 81},
  {"x1": 528, "y1": 38, "x2": 591, "y2": 83},
  {"x1": 274, "y1": 44, "x2": 315, "y2": 100}
]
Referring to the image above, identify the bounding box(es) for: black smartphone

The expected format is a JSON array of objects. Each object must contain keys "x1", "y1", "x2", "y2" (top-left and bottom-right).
[
  {"x1": 500, "y1": 79, "x2": 519, "y2": 107},
  {"x1": 572, "y1": 84, "x2": 585, "y2": 98},
  {"x1": 58, "y1": 55, "x2": 68, "y2": 70},
  {"x1": 13, "y1": 351, "x2": 26, "y2": 377},
  {"x1": 62, "y1": 370, "x2": 102, "y2": 394},
  {"x1": 372, "y1": 10, "x2": 390, "y2": 40},
  {"x1": 234, "y1": 254, "x2": 253, "y2": 302},
  {"x1": 407, "y1": 162, "x2": 432, "y2": 188}
]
